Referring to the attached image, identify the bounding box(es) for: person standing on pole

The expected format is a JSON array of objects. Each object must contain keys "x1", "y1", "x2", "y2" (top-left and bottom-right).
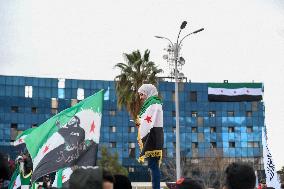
[{"x1": 136, "y1": 84, "x2": 164, "y2": 189}]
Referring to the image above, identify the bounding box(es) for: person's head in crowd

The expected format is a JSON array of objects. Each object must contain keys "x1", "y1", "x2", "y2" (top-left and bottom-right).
[
  {"x1": 69, "y1": 166, "x2": 102, "y2": 189},
  {"x1": 223, "y1": 162, "x2": 256, "y2": 189},
  {"x1": 260, "y1": 179, "x2": 267, "y2": 189},
  {"x1": 0, "y1": 152, "x2": 10, "y2": 187},
  {"x1": 113, "y1": 175, "x2": 132, "y2": 189},
  {"x1": 176, "y1": 177, "x2": 205, "y2": 189},
  {"x1": 103, "y1": 170, "x2": 115, "y2": 189}
]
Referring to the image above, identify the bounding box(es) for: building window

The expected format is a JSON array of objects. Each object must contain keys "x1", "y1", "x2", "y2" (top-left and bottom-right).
[
  {"x1": 252, "y1": 101, "x2": 258, "y2": 111},
  {"x1": 248, "y1": 142, "x2": 254, "y2": 147},
  {"x1": 210, "y1": 127, "x2": 216, "y2": 133},
  {"x1": 110, "y1": 142, "x2": 116, "y2": 148},
  {"x1": 210, "y1": 142, "x2": 217, "y2": 149},
  {"x1": 11, "y1": 106, "x2": 19, "y2": 113},
  {"x1": 51, "y1": 108, "x2": 58, "y2": 114},
  {"x1": 192, "y1": 142, "x2": 198, "y2": 149},
  {"x1": 51, "y1": 98, "x2": 58, "y2": 108},
  {"x1": 227, "y1": 111, "x2": 234, "y2": 117},
  {"x1": 10, "y1": 123, "x2": 18, "y2": 141},
  {"x1": 109, "y1": 110, "x2": 116, "y2": 116},
  {"x1": 247, "y1": 126, "x2": 253, "y2": 133},
  {"x1": 128, "y1": 126, "x2": 135, "y2": 133},
  {"x1": 129, "y1": 143, "x2": 135, "y2": 148},
  {"x1": 197, "y1": 117, "x2": 203, "y2": 126},
  {"x1": 31, "y1": 107, "x2": 37, "y2": 113},
  {"x1": 25, "y1": 86, "x2": 33, "y2": 98},
  {"x1": 11, "y1": 123, "x2": 18, "y2": 129},
  {"x1": 173, "y1": 142, "x2": 176, "y2": 149},
  {"x1": 228, "y1": 127, "x2": 235, "y2": 133},
  {"x1": 77, "y1": 88, "x2": 84, "y2": 100},
  {"x1": 58, "y1": 78, "x2": 65, "y2": 88},
  {"x1": 229, "y1": 142, "x2": 235, "y2": 148},
  {"x1": 71, "y1": 99, "x2": 78, "y2": 106},
  {"x1": 58, "y1": 88, "x2": 65, "y2": 99},
  {"x1": 248, "y1": 142, "x2": 259, "y2": 147},
  {"x1": 192, "y1": 127, "x2": 197, "y2": 133},
  {"x1": 128, "y1": 167, "x2": 135, "y2": 173},
  {"x1": 172, "y1": 111, "x2": 176, "y2": 117},
  {"x1": 191, "y1": 111, "x2": 198, "y2": 117},
  {"x1": 129, "y1": 142, "x2": 136, "y2": 158},
  {"x1": 110, "y1": 126, "x2": 116, "y2": 133},
  {"x1": 172, "y1": 127, "x2": 176, "y2": 133},
  {"x1": 129, "y1": 148, "x2": 135, "y2": 158},
  {"x1": 190, "y1": 91, "x2": 197, "y2": 102},
  {"x1": 209, "y1": 111, "x2": 216, "y2": 117},
  {"x1": 246, "y1": 111, "x2": 252, "y2": 117},
  {"x1": 172, "y1": 91, "x2": 175, "y2": 102}
]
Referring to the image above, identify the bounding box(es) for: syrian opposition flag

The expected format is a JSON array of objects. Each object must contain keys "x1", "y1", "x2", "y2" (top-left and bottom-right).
[
  {"x1": 262, "y1": 127, "x2": 281, "y2": 189},
  {"x1": 208, "y1": 83, "x2": 263, "y2": 102},
  {"x1": 24, "y1": 90, "x2": 103, "y2": 182},
  {"x1": 52, "y1": 167, "x2": 73, "y2": 188},
  {"x1": 8, "y1": 166, "x2": 31, "y2": 189},
  {"x1": 137, "y1": 96, "x2": 163, "y2": 163},
  {"x1": 13, "y1": 128, "x2": 35, "y2": 146}
]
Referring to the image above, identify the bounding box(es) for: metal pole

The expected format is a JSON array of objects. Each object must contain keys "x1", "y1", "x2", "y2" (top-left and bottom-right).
[{"x1": 174, "y1": 43, "x2": 181, "y2": 180}]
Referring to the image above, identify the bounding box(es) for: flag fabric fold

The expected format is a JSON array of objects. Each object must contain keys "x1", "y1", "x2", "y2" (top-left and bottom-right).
[{"x1": 24, "y1": 90, "x2": 103, "y2": 182}]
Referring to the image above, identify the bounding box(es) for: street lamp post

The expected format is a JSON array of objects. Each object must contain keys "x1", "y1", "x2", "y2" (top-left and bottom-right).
[{"x1": 155, "y1": 22, "x2": 204, "y2": 180}]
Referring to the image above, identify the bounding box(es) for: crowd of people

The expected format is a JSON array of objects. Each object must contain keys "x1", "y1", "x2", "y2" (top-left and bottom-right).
[{"x1": 1, "y1": 150, "x2": 284, "y2": 189}]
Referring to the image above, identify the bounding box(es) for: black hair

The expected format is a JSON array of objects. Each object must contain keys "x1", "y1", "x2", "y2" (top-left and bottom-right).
[
  {"x1": 114, "y1": 175, "x2": 132, "y2": 189},
  {"x1": 103, "y1": 169, "x2": 115, "y2": 183},
  {"x1": 0, "y1": 153, "x2": 9, "y2": 180},
  {"x1": 69, "y1": 167, "x2": 102, "y2": 189},
  {"x1": 176, "y1": 178, "x2": 205, "y2": 189},
  {"x1": 224, "y1": 162, "x2": 256, "y2": 189}
]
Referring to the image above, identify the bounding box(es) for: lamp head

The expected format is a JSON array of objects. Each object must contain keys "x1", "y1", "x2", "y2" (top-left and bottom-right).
[{"x1": 180, "y1": 21, "x2": 187, "y2": 29}]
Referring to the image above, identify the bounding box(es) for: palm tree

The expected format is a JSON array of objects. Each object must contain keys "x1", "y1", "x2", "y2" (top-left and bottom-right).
[{"x1": 114, "y1": 49, "x2": 163, "y2": 120}]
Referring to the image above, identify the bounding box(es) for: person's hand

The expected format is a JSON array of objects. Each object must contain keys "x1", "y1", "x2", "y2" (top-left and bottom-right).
[{"x1": 135, "y1": 117, "x2": 140, "y2": 128}]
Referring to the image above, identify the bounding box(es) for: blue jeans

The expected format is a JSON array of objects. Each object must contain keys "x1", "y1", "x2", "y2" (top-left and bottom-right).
[{"x1": 148, "y1": 157, "x2": 161, "y2": 189}]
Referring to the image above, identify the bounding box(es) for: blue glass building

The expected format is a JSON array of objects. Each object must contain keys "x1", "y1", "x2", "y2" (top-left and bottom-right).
[{"x1": 0, "y1": 75, "x2": 264, "y2": 181}]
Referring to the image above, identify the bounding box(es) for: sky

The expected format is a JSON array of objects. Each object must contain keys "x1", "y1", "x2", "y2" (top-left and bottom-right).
[{"x1": 0, "y1": 0, "x2": 284, "y2": 169}]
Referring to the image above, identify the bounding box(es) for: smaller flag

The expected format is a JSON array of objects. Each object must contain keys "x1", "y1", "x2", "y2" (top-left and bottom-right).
[
  {"x1": 13, "y1": 128, "x2": 35, "y2": 146},
  {"x1": 8, "y1": 166, "x2": 31, "y2": 189},
  {"x1": 52, "y1": 167, "x2": 73, "y2": 188}
]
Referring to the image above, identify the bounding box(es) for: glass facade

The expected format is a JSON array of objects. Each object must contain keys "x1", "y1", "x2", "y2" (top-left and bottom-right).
[{"x1": 0, "y1": 75, "x2": 264, "y2": 181}]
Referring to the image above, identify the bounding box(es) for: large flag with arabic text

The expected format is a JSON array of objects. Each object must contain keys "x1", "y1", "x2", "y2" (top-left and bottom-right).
[{"x1": 25, "y1": 90, "x2": 103, "y2": 182}]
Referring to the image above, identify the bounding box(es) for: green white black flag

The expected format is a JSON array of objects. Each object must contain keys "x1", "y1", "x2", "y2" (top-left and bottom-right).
[
  {"x1": 208, "y1": 83, "x2": 263, "y2": 102},
  {"x1": 24, "y1": 90, "x2": 103, "y2": 182}
]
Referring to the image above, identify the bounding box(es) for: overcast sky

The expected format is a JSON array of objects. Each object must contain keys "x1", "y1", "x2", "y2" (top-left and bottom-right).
[{"x1": 0, "y1": 0, "x2": 284, "y2": 169}]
